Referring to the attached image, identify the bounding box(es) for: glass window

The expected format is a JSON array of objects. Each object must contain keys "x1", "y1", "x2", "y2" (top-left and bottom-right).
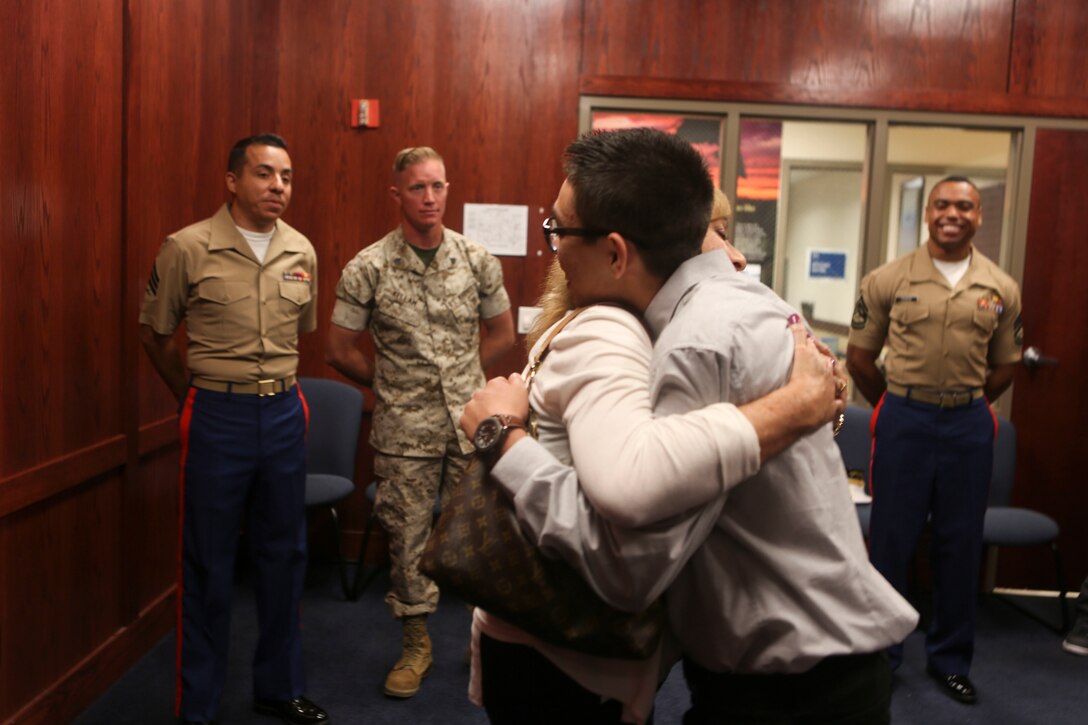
[
  {"x1": 883, "y1": 125, "x2": 1013, "y2": 266},
  {"x1": 737, "y1": 119, "x2": 869, "y2": 349},
  {"x1": 578, "y1": 97, "x2": 1060, "y2": 364}
]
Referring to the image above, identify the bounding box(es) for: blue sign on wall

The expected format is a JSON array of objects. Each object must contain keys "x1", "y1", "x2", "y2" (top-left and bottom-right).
[{"x1": 808, "y1": 250, "x2": 847, "y2": 280}]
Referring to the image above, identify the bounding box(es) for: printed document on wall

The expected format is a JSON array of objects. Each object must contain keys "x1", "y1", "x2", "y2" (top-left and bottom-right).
[{"x1": 464, "y1": 203, "x2": 528, "y2": 257}]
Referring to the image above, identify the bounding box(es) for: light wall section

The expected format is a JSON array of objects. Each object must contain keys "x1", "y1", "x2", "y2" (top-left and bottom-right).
[
  {"x1": 776, "y1": 121, "x2": 868, "y2": 337},
  {"x1": 781, "y1": 167, "x2": 864, "y2": 331}
]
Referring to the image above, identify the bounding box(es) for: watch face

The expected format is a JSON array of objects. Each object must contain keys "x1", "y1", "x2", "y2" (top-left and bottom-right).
[{"x1": 474, "y1": 416, "x2": 503, "y2": 452}]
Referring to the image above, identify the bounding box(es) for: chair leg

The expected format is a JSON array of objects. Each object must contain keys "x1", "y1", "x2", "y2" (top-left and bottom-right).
[
  {"x1": 326, "y1": 506, "x2": 353, "y2": 601},
  {"x1": 1053, "y1": 542, "x2": 1069, "y2": 633},
  {"x1": 989, "y1": 542, "x2": 1068, "y2": 634},
  {"x1": 350, "y1": 513, "x2": 381, "y2": 601}
]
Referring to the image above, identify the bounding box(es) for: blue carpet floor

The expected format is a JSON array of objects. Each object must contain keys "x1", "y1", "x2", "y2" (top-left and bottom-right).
[{"x1": 74, "y1": 562, "x2": 1087, "y2": 725}]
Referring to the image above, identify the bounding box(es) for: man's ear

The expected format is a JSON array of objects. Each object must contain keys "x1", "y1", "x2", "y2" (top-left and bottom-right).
[
  {"x1": 225, "y1": 172, "x2": 237, "y2": 195},
  {"x1": 604, "y1": 232, "x2": 631, "y2": 279},
  {"x1": 389, "y1": 185, "x2": 400, "y2": 203}
]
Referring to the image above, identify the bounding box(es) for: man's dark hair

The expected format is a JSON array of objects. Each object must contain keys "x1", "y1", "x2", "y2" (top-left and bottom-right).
[
  {"x1": 228, "y1": 133, "x2": 288, "y2": 174},
  {"x1": 932, "y1": 175, "x2": 979, "y2": 195},
  {"x1": 562, "y1": 128, "x2": 712, "y2": 280}
]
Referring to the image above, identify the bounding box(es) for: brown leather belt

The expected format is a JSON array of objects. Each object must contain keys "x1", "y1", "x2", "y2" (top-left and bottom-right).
[
  {"x1": 886, "y1": 382, "x2": 983, "y2": 409},
  {"x1": 191, "y1": 375, "x2": 296, "y2": 397}
]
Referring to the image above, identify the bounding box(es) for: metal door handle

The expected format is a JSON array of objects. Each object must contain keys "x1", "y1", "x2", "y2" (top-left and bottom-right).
[{"x1": 1023, "y1": 346, "x2": 1058, "y2": 368}]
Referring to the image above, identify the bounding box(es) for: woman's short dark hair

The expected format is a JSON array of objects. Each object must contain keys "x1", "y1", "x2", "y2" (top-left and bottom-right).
[{"x1": 562, "y1": 129, "x2": 712, "y2": 280}]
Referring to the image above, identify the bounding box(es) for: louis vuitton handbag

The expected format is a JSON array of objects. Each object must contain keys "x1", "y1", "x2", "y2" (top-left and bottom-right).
[{"x1": 419, "y1": 310, "x2": 666, "y2": 659}]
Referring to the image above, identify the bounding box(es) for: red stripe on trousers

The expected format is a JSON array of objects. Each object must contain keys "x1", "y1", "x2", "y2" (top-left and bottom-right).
[
  {"x1": 298, "y1": 385, "x2": 309, "y2": 629},
  {"x1": 867, "y1": 393, "x2": 886, "y2": 498},
  {"x1": 299, "y1": 386, "x2": 310, "y2": 440},
  {"x1": 175, "y1": 387, "x2": 198, "y2": 716}
]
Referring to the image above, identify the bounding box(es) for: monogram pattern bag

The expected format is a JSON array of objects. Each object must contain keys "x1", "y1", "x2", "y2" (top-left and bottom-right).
[{"x1": 420, "y1": 310, "x2": 666, "y2": 659}]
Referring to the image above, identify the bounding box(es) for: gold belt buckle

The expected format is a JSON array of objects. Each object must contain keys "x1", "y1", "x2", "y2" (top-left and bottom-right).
[
  {"x1": 257, "y1": 379, "x2": 277, "y2": 397},
  {"x1": 938, "y1": 390, "x2": 967, "y2": 408}
]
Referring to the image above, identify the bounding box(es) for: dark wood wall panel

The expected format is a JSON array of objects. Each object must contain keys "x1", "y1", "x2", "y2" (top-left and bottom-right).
[
  {"x1": 0, "y1": 437, "x2": 125, "y2": 519},
  {"x1": 1, "y1": 473, "x2": 123, "y2": 722},
  {"x1": 1, "y1": 0, "x2": 123, "y2": 479},
  {"x1": 130, "y1": 450, "x2": 181, "y2": 610},
  {"x1": 0, "y1": 0, "x2": 126, "y2": 718},
  {"x1": 1005, "y1": 128, "x2": 1088, "y2": 589},
  {"x1": 127, "y1": 0, "x2": 282, "y2": 424},
  {"x1": 583, "y1": 0, "x2": 1014, "y2": 93},
  {"x1": 1010, "y1": 0, "x2": 1088, "y2": 98},
  {"x1": 7, "y1": 593, "x2": 173, "y2": 725},
  {"x1": 577, "y1": 76, "x2": 1088, "y2": 119}
]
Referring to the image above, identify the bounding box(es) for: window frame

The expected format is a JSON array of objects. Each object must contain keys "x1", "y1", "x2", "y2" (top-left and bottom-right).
[{"x1": 580, "y1": 95, "x2": 1088, "y2": 289}]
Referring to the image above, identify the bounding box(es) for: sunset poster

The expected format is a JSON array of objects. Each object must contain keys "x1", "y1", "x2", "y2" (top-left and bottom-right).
[
  {"x1": 734, "y1": 119, "x2": 782, "y2": 286},
  {"x1": 590, "y1": 111, "x2": 723, "y2": 186}
]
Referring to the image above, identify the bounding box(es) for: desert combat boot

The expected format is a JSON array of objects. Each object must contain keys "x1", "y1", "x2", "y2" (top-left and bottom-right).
[{"x1": 384, "y1": 614, "x2": 433, "y2": 697}]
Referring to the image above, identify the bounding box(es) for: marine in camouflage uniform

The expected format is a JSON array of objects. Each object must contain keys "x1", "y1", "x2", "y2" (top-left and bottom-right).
[
  {"x1": 334, "y1": 225, "x2": 510, "y2": 613},
  {"x1": 326, "y1": 147, "x2": 513, "y2": 697}
]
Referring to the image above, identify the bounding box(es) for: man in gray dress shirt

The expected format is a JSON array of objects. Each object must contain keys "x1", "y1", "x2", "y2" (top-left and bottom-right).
[{"x1": 462, "y1": 129, "x2": 918, "y2": 724}]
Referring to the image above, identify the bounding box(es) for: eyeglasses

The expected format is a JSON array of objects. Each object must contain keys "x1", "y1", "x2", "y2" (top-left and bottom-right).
[{"x1": 541, "y1": 216, "x2": 609, "y2": 253}]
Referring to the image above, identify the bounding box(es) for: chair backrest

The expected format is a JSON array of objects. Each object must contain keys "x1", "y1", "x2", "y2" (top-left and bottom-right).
[
  {"x1": 835, "y1": 403, "x2": 874, "y2": 486},
  {"x1": 989, "y1": 414, "x2": 1016, "y2": 507},
  {"x1": 298, "y1": 377, "x2": 364, "y2": 480}
]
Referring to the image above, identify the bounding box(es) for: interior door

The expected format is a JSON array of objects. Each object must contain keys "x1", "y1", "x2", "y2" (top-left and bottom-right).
[{"x1": 1001, "y1": 129, "x2": 1088, "y2": 591}]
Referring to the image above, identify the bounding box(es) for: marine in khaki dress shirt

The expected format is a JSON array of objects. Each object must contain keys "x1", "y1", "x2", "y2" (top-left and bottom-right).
[{"x1": 139, "y1": 203, "x2": 317, "y2": 383}]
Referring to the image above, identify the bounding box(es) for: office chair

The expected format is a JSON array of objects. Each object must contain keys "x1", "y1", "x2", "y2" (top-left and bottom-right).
[
  {"x1": 299, "y1": 377, "x2": 364, "y2": 600},
  {"x1": 835, "y1": 402, "x2": 874, "y2": 537},
  {"x1": 983, "y1": 415, "x2": 1068, "y2": 632}
]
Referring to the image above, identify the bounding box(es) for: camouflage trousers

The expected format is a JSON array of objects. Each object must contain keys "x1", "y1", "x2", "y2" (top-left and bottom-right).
[{"x1": 373, "y1": 439, "x2": 471, "y2": 619}]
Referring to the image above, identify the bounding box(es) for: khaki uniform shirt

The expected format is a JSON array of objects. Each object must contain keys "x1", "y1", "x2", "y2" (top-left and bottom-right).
[
  {"x1": 849, "y1": 244, "x2": 1022, "y2": 389},
  {"x1": 331, "y1": 226, "x2": 510, "y2": 456},
  {"x1": 139, "y1": 204, "x2": 317, "y2": 382}
]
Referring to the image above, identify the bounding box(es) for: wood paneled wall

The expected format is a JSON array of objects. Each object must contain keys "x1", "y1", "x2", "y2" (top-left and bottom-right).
[
  {"x1": 584, "y1": 0, "x2": 1016, "y2": 90},
  {"x1": 1010, "y1": 0, "x2": 1088, "y2": 98},
  {"x1": 1, "y1": 0, "x2": 129, "y2": 721},
  {"x1": 1006, "y1": 129, "x2": 1088, "y2": 591},
  {"x1": 581, "y1": 0, "x2": 1088, "y2": 117},
  {"x1": 2, "y1": 0, "x2": 1086, "y2": 721}
]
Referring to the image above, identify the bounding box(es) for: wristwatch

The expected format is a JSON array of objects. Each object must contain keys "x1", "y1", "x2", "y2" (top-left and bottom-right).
[{"x1": 473, "y1": 414, "x2": 526, "y2": 456}]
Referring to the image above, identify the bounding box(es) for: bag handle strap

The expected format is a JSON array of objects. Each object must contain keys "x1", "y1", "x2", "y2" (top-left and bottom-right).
[
  {"x1": 524, "y1": 308, "x2": 585, "y2": 392},
  {"x1": 523, "y1": 308, "x2": 584, "y2": 438}
]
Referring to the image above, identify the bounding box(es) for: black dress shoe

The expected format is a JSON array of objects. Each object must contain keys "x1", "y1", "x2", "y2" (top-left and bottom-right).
[
  {"x1": 927, "y1": 665, "x2": 977, "y2": 704},
  {"x1": 253, "y1": 695, "x2": 329, "y2": 724}
]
